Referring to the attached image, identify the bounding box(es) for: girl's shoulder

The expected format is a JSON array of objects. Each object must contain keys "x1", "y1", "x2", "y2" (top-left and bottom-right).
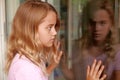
[
  {"x1": 8, "y1": 54, "x2": 48, "y2": 80},
  {"x1": 11, "y1": 54, "x2": 36, "y2": 68},
  {"x1": 112, "y1": 44, "x2": 120, "y2": 71},
  {"x1": 114, "y1": 44, "x2": 120, "y2": 53}
]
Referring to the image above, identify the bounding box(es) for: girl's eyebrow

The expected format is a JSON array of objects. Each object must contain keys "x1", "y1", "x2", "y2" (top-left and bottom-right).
[
  {"x1": 47, "y1": 24, "x2": 55, "y2": 26},
  {"x1": 90, "y1": 19, "x2": 106, "y2": 23}
]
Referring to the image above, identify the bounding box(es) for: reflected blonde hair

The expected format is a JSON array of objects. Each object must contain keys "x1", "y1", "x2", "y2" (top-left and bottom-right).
[
  {"x1": 81, "y1": 0, "x2": 118, "y2": 61},
  {"x1": 5, "y1": 0, "x2": 60, "y2": 73}
]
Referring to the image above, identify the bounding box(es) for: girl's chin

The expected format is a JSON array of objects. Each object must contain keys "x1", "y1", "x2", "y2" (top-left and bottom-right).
[
  {"x1": 44, "y1": 43, "x2": 53, "y2": 47},
  {"x1": 94, "y1": 38, "x2": 104, "y2": 42}
]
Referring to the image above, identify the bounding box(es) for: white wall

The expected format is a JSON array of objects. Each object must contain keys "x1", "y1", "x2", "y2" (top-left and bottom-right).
[
  {"x1": 6, "y1": 0, "x2": 20, "y2": 36},
  {"x1": 0, "y1": 0, "x2": 7, "y2": 80}
]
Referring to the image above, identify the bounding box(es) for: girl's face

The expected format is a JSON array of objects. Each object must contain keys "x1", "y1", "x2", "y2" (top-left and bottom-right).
[
  {"x1": 89, "y1": 9, "x2": 112, "y2": 42},
  {"x1": 36, "y1": 11, "x2": 57, "y2": 47}
]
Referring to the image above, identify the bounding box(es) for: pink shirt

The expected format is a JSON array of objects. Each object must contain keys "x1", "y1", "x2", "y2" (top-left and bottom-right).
[{"x1": 7, "y1": 54, "x2": 48, "y2": 80}]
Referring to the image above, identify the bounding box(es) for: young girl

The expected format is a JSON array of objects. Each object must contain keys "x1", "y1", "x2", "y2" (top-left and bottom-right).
[
  {"x1": 5, "y1": 0, "x2": 62, "y2": 80},
  {"x1": 5, "y1": 0, "x2": 106, "y2": 80}
]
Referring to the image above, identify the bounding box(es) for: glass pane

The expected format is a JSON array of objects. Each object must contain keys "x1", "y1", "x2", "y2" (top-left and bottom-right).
[
  {"x1": 52, "y1": 0, "x2": 89, "y2": 80},
  {"x1": 53, "y1": 0, "x2": 120, "y2": 80}
]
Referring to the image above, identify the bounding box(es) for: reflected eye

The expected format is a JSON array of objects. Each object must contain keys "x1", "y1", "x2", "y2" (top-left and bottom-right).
[
  {"x1": 100, "y1": 21, "x2": 106, "y2": 25},
  {"x1": 89, "y1": 19, "x2": 96, "y2": 26}
]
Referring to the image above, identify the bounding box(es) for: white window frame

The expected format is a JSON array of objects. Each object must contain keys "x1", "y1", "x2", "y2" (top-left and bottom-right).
[{"x1": 0, "y1": 0, "x2": 7, "y2": 80}]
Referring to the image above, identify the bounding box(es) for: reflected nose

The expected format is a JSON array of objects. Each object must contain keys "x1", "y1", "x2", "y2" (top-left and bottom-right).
[{"x1": 95, "y1": 23, "x2": 101, "y2": 31}]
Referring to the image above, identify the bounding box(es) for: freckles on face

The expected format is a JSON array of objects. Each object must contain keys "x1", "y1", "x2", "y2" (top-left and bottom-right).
[
  {"x1": 89, "y1": 9, "x2": 112, "y2": 42},
  {"x1": 36, "y1": 11, "x2": 57, "y2": 47}
]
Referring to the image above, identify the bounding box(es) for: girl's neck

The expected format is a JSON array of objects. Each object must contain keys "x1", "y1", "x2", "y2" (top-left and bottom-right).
[
  {"x1": 88, "y1": 41, "x2": 105, "y2": 57},
  {"x1": 93, "y1": 40, "x2": 105, "y2": 47},
  {"x1": 88, "y1": 46, "x2": 104, "y2": 57}
]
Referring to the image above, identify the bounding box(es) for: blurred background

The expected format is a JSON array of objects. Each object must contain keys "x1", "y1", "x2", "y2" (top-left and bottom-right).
[{"x1": 0, "y1": 0, "x2": 120, "y2": 80}]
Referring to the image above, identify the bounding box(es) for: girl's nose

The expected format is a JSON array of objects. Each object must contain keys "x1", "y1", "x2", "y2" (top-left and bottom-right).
[{"x1": 51, "y1": 27, "x2": 57, "y2": 36}]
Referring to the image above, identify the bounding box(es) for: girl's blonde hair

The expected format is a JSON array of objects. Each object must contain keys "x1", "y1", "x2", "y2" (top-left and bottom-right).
[{"x1": 5, "y1": 0, "x2": 60, "y2": 73}]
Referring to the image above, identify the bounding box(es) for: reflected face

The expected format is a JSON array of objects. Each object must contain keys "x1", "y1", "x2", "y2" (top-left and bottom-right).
[
  {"x1": 89, "y1": 9, "x2": 112, "y2": 42},
  {"x1": 36, "y1": 11, "x2": 57, "y2": 47}
]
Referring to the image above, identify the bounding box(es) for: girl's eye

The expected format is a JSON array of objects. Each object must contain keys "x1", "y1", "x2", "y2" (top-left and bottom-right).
[{"x1": 47, "y1": 26, "x2": 52, "y2": 31}]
